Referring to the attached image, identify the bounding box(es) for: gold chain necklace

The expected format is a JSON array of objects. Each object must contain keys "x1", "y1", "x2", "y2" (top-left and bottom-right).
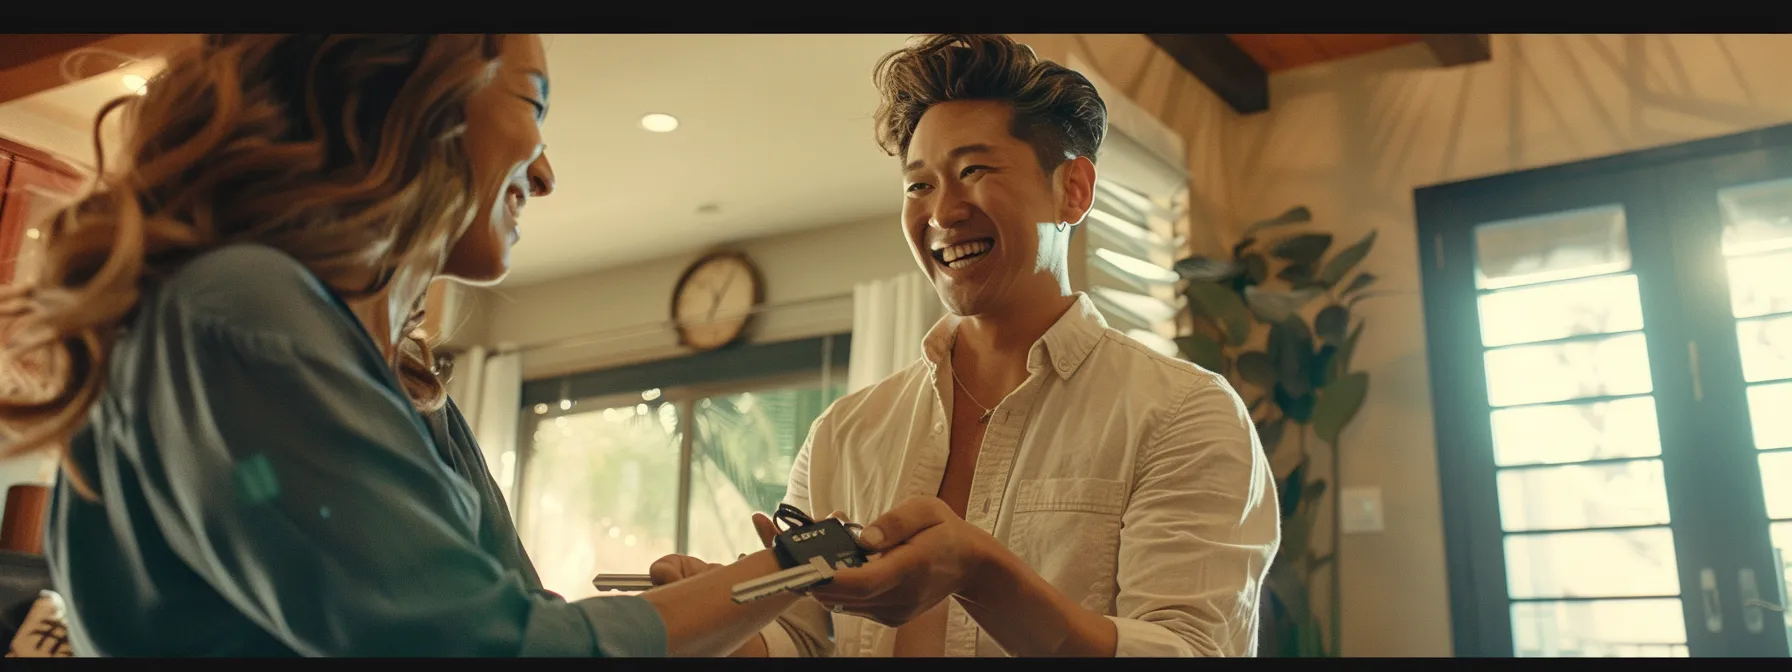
[{"x1": 949, "y1": 361, "x2": 994, "y2": 424}]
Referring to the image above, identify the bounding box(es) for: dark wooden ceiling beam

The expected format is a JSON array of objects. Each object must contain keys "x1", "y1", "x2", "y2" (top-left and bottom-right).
[
  {"x1": 0, "y1": 34, "x2": 198, "y2": 107},
  {"x1": 1145, "y1": 34, "x2": 1268, "y2": 115},
  {"x1": 1419, "y1": 34, "x2": 1492, "y2": 67}
]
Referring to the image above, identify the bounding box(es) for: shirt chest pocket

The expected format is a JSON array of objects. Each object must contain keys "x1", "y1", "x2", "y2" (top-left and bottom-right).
[{"x1": 1003, "y1": 477, "x2": 1128, "y2": 614}]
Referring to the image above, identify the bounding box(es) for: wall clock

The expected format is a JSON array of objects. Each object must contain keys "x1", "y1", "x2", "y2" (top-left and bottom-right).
[{"x1": 670, "y1": 250, "x2": 763, "y2": 351}]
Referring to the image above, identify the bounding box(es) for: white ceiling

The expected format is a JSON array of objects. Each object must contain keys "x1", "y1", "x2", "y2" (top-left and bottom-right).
[
  {"x1": 516, "y1": 34, "x2": 913, "y2": 286},
  {"x1": 1, "y1": 34, "x2": 917, "y2": 287}
]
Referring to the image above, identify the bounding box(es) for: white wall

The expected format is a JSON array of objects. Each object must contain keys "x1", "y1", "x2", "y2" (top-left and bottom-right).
[
  {"x1": 1224, "y1": 34, "x2": 1792, "y2": 656},
  {"x1": 481, "y1": 212, "x2": 919, "y2": 380}
]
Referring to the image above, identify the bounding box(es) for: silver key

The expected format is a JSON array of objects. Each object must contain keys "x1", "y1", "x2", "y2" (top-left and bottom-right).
[
  {"x1": 731, "y1": 556, "x2": 837, "y2": 604},
  {"x1": 591, "y1": 574, "x2": 655, "y2": 592}
]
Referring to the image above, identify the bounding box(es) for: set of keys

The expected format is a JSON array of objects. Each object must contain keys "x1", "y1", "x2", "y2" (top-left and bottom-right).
[
  {"x1": 589, "y1": 504, "x2": 873, "y2": 604},
  {"x1": 730, "y1": 504, "x2": 873, "y2": 604}
]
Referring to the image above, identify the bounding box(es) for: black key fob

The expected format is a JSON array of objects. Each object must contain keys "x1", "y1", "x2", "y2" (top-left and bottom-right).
[{"x1": 772, "y1": 518, "x2": 869, "y2": 571}]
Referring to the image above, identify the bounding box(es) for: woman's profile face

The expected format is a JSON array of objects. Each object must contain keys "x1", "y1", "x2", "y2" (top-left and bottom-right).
[{"x1": 441, "y1": 33, "x2": 555, "y2": 285}]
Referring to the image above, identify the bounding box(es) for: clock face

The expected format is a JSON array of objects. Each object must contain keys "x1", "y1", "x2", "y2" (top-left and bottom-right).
[{"x1": 673, "y1": 253, "x2": 760, "y2": 351}]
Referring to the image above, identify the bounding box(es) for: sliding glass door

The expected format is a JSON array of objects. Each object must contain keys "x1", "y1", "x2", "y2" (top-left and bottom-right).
[
  {"x1": 1658, "y1": 146, "x2": 1792, "y2": 657},
  {"x1": 1418, "y1": 126, "x2": 1792, "y2": 658}
]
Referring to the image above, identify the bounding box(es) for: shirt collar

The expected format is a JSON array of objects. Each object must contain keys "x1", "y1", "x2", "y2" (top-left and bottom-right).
[{"x1": 921, "y1": 292, "x2": 1109, "y2": 381}]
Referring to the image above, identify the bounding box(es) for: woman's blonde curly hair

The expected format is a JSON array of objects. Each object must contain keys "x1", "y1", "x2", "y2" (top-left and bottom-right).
[{"x1": 0, "y1": 34, "x2": 506, "y2": 499}]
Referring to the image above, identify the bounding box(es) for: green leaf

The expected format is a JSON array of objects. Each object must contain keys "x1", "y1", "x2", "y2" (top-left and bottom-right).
[
  {"x1": 1187, "y1": 312, "x2": 1226, "y2": 348},
  {"x1": 1267, "y1": 318, "x2": 1315, "y2": 397},
  {"x1": 1270, "y1": 233, "x2": 1334, "y2": 266},
  {"x1": 1186, "y1": 281, "x2": 1252, "y2": 347},
  {"x1": 1340, "y1": 271, "x2": 1378, "y2": 298},
  {"x1": 1245, "y1": 285, "x2": 1324, "y2": 324},
  {"x1": 1310, "y1": 344, "x2": 1336, "y2": 389},
  {"x1": 1317, "y1": 230, "x2": 1377, "y2": 286},
  {"x1": 1302, "y1": 478, "x2": 1328, "y2": 507},
  {"x1": 1257, "y1": 415, "x2": 1286, "y2": 455},
  {"x1": 1276, "y1": 263, "x2": 1317, "y2": 288},
  {"x1": 1237, "y1": 350, "x2": 1276, "y2": 389},
  {"x1": 1173, "y1": 256, "x2": 1244, "y2": 282},
  {"x1": 1276, "y1": 383, "x2": 1317, "y2": 423},
  {"x1": 1312, "y1": 372, "x2": 1369, "y2": 445},
  {"x1": 1267, "y1": 559, "x2": 1311, "y2": 623},
  {"x1": 1175, "y1": 333, "x2": 1225, "y2": 373},
  {"x1": 1280, "y1": 459, "x2": 1306, "y2": 509},
  {"x1": 1342, "y1": 321, "x2": 1364, "y2": 371},
  {"x1": 1243, "y1": 253, "x2": 1269, "y2": 284},
  {"x1": 1314, "y1": 305, "x2": 1349, "y2": 345},
  {"x1": 1243, "y1": 205, "x2": 1313, "y2": 237}
]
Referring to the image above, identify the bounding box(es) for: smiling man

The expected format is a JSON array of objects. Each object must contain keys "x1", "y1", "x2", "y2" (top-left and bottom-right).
[
  {"x1": 756, "y1": 34, "x2": 1282, "y2": 657},
  {"x1": 651, "y1": 34, "x2": 1281, "y2": 658}
]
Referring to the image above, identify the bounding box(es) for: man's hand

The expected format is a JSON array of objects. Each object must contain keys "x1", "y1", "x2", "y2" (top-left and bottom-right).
[
  {"x1": 648, "y1": 554, "x2": 724, "y2": 586},
  {"x1": 806, "y1": 496, "x2": 998, "y2": 627}
]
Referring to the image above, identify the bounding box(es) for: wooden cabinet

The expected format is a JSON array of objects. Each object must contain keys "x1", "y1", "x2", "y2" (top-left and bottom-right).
[
  {"x1": 0, "y1": 137, "x2": 85, "y2": 404},
  {"x1": 0, "y1": 137, "x2": 83, "y2": 284}
]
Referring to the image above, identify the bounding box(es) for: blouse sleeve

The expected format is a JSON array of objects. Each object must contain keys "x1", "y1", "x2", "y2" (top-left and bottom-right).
[{"x1": 130, "y1": 306, "x2": 667, "y2": 657}]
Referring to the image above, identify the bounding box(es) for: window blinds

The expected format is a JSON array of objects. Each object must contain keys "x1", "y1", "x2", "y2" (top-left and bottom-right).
[{"x1": 1083, "y1": 128, "x2": 1189, "y2": 359}]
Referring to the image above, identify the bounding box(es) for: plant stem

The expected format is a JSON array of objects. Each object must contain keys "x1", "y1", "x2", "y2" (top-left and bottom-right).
[{"x1": 1328, "y1": 435, "x2": 1342, "y2": 657}]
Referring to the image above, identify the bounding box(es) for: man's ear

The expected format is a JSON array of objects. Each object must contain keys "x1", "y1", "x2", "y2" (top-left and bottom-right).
[{"x1": 1056, "y1": 155, "x2": 1097, "y2": 228}]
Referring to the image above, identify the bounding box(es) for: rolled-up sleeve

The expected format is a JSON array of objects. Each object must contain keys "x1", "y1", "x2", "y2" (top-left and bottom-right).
[
  {"x1": 137, "y1": 313, "x2": 667, "y2": 657},
  {"x1": 1108, "y1": 377, "x2": 1281, "y2": 657},
  {"x1": 757, "y1": 414, "x2": 836, "y2": 657}
]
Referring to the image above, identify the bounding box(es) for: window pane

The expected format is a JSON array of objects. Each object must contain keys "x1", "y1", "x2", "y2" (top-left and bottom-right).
[
  {"x1": 1761, "y1": 451, "x2": 1792, "y2": 520},
  {"x1": 1497, "y1": 461, "x2": 1672, "y2": 532},
  {"x1": 1505, "y1": 527, "x2": 1680, "y2": 599},
  {"x1": 1749, "y1": 382, "x2": 1792, "y2": 450},
  {"x1": 1484, "y1": 333, "x2": 1654, "y2": 408},
  {"x1": 1737, "y1": 314, "x2": 1792, "y2": 383},
  {"x1": 1489, "y1": 397, "x2": 1662, "y2": 466},
  {"x1": 1477, "y1": 274, "x2": 1644, "y2": 348},
  {"x1": 1510, "y1": 599, "x2": 1688, "y2": 657},
  {"x1": 1727, "y1": 250, "x2": 1792, "y2": 319},
  {"x1": 1475, "y1": 206, "x2": 1630, "y2": 290},
  {"x1": 685, "y1": 384, "x2": 844, "y2": 563},
  {"x1": 1718, "y1": 177, "x2": 1792, "y2": 256},
  {"x1": 519, "y1": 401, "x2": 681, "y2": 601}
]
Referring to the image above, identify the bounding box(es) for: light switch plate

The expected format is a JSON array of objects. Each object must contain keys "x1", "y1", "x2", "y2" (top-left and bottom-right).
[{"x1": 1339, "y1": 486, "x2": 1384, "y2": 534}]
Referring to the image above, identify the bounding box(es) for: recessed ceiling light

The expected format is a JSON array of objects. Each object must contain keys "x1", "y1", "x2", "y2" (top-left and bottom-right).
[
  {"x1": 640, "y1": 113, "x2": 679, "y2": 133},
  {"x1": 121, "y1": 73, "x2": 148, "y2": 96}
]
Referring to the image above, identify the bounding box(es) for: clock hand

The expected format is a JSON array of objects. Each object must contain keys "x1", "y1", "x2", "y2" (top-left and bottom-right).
[{"x1": 707, "y1": 268, "x2": 739, "y2": 322}]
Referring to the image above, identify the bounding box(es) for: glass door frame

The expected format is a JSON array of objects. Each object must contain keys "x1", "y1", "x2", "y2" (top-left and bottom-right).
[
  {"x1": 1416, "y1": 122, "x2": 1792, "y2": 658},
  {"x1": 1658, "y1": 146, "x2": 1792, "y2": 657}
]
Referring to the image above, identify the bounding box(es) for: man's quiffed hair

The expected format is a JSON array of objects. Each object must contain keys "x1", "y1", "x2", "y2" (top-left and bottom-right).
[{"x1": 872, "y1": 34, "x2": 1108, "y2": 173}]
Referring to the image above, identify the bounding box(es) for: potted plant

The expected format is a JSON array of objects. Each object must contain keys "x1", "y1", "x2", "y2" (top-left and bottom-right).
[{"x1": 1172, "y1": 206, "x2": 1379, "y2": 657}]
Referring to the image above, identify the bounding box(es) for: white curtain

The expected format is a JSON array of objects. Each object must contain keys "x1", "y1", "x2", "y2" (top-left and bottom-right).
[
  {"x1": 472, "y1": 349, "x2": 523, "y2": 510},
  {"x1": 848, "y1": 272, "x2": 943, "y2": 393}
]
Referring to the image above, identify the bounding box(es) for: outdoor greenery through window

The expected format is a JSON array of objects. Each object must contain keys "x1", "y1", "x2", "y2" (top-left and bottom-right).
[{"x1": 513, "y1": 345, "x2": 847, "y2": 602}]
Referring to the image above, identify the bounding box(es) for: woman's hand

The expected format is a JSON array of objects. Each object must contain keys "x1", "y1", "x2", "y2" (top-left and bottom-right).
[{"x1": 647, "y1": 554, "x2": 723, "y2": 586}]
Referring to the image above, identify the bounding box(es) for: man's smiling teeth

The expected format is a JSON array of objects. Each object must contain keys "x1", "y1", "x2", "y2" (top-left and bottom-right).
[{"x1": 936, "y1": 240, "x2": 993, "y2": 269}]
